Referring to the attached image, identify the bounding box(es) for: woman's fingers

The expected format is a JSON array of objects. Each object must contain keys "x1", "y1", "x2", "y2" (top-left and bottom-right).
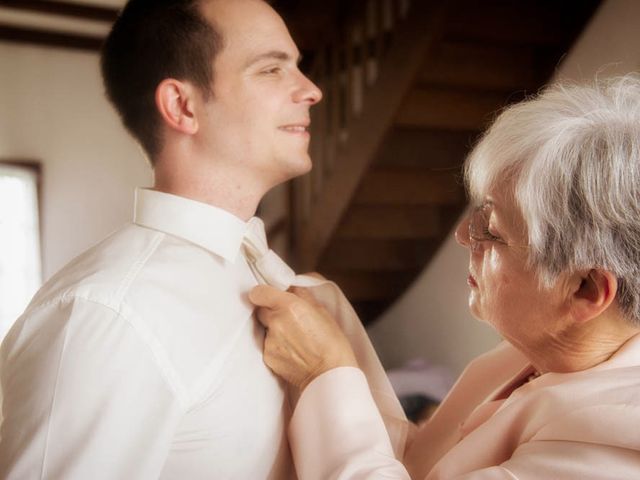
[
  {"x1": 249, "y1": 283, "x2": 358, "y2": 392},
  {"x1": 248, "y1": 285, "x2": 275, "y2": 308},
  {"x1": 249, "y1": 284, "x2": 290, "y2": 309},
  {"x1": 289, "y1": 286, "x2": 321, "y2": 307}
]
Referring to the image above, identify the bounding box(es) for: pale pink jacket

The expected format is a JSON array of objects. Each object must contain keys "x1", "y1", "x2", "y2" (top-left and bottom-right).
[{"x1": 289, "y1": 335, "x2": 640, "y2": 479}]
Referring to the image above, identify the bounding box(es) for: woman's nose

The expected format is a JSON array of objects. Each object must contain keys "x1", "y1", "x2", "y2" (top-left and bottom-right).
[{"x1": 455, "y1": 215, "x2": 471, "y2": 248}]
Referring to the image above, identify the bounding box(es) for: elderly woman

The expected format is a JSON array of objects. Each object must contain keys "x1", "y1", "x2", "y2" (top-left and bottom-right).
[{"x1": 250, "y1": 75, "x2": 640, "y2": 479}]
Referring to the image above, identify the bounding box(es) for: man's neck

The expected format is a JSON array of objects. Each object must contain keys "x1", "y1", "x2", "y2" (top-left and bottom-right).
[
  {"x1": 153, "y1": 158, "x2": 268, "y2": 221},
  {"x1": 153, "y1": 179, "x2": 264, "y2": 221}
]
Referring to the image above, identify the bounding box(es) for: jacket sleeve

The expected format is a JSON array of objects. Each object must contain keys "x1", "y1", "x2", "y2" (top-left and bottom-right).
[
  {"x1": 453, "y1": 439, "x2": 640, "y2": 480},
  {"x1": 452, "y1": 402, "x2": 640, "y2": 480},
  {"x1": 289, "y1": 367, "x2": 411, "y2": 480},
  {"x1": 0, "y1": 297, "x2": 184, "y2": 479}
]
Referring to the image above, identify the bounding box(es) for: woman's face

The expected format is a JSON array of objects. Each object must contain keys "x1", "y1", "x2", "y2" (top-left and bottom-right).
[{"x1": 455, "y1": 185, "x2": 570, "y2": 350}]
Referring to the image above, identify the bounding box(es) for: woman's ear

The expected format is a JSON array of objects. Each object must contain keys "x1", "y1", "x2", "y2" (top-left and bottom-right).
[
  {"x1": 569, "y1": 269, "x2": 618, "y2": 323},
  {"x1": 155, "y1": 79, "x2": 199, "y2": 135}
]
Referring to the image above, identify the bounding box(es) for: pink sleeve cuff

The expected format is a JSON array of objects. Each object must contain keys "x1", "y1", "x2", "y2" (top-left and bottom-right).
[{"x1": 289, "y1": 367, "x2": 399, "y2": 480}]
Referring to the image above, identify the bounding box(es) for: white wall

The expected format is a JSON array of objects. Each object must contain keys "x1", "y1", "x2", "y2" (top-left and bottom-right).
[
  {"x1": 367, "y1": 0, "x2": 640, "y2": 375},
  {"x1": 557, "y1": 0, "x2": 640, "y2": 82},
  {"x1": 0, "y1": 43, "x2": 152, "y2": 280}
]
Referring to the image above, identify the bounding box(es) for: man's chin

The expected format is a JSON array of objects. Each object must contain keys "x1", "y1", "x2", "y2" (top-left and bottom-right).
[
  {"x1": 298, "y1": 156, "x2": 313, "y2": 176},
  {"x1": 285, "y1": 155, "x2": 313, "y2": 179},
  {"x1": 263, "y1": 157, "x2": 312, "y2": 191}
]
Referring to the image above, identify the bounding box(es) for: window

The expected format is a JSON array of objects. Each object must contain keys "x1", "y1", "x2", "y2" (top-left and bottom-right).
[{"x1": 0, "y1": 162, "x2": 42, "y2": 340}]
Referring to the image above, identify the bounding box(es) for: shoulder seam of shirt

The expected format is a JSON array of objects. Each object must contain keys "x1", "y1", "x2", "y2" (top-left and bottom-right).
[
  {"x1": 113, "y1": 230, "x2": 165, "y2": 306},
  {"x1": 23, "y1": 229, "x2": 166, "y2": 316}
]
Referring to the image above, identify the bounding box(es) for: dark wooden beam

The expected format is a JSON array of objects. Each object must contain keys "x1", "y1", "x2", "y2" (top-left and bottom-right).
[
  {"x1": 0, "y1": 24, "x2": 103, "y2": 51},
  {"x1": 0, "y1": 0, "x2": 119, "y2": 22}
]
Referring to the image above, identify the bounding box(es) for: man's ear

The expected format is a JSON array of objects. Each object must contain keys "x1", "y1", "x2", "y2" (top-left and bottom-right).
[
  {"x1": 155, "y1": 79, "x2": 199, "y2": 135},
  {"x1": 569, "y1": 269, "x2": 618, "y2": 323}
]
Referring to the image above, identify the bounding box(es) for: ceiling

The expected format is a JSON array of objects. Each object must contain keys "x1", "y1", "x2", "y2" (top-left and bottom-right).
[
  {"x1": 48, "y1": 0, "x2": 124, "y2": 6},
  {"x1": 0, "y1": 1, "x2": 120, "y2": 50},
  {"x1": 0, "y1": 0, "x2": 331, "y2": 53}
]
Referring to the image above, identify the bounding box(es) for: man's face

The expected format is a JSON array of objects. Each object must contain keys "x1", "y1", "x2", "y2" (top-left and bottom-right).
[{"x1": 198, "y1": 0, "x2": 322, "y2": 189}]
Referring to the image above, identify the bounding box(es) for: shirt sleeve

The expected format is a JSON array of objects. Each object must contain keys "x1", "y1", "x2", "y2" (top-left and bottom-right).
[
  {"x1": 289, "y1": 367, "x2": 410, "y2": 480},
  {"x1": 0, "y1": 296, "x2": 184, "y2": 479}
]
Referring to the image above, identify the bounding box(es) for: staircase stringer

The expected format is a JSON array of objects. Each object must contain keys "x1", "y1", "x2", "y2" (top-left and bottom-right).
[{"x1": 291, "y1": 0, "x2": 447, "y2": 271}]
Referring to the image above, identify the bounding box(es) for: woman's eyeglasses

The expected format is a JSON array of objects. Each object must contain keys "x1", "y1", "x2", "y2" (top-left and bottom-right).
[{"x1": 467, "y1": 204, "x2": 529, "y2": 249}]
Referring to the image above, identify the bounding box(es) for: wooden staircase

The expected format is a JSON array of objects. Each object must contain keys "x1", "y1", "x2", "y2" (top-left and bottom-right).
[{"x1": 270, "y1": 0, "x2": 600, "y2": 325}]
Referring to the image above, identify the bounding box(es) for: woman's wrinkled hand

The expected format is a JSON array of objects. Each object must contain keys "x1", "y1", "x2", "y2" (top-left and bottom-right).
[{"x1": 249, "y1": 285, "x2": 358, "y2": 392}]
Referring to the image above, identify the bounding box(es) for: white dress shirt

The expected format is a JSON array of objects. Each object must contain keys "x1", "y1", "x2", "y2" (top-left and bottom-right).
[{"x1": 0, "y1": 188, "x2": 294, "y2": 479}]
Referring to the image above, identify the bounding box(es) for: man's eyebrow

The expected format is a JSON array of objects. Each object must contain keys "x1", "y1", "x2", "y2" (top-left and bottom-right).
[{"x1": 244, "y1": 50, "x2": 303, "y2": 69}]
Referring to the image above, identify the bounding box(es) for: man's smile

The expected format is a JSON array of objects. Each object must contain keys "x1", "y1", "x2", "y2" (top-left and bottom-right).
[{"x1": 278, "y1": 121, "x2": 310, "y2": 135}]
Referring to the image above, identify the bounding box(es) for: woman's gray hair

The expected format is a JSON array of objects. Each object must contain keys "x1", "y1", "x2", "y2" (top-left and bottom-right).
[{"x1": 465, "y1": 74, "x2": 640, "y2": 325}]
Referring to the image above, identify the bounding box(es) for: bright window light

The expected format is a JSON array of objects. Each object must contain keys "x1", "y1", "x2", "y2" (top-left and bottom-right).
[{"x1": 0, "y1": 163, "x2": 42, "y2": 341}]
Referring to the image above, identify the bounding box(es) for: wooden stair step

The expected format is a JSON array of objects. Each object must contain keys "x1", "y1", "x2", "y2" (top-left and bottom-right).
[
  {"x1": 354, "y1": 167, "x2": 465, "y2": 206},
  {"x1": 320, "y1": 238, "x2": 439, "y2": 271},
  {"x1": 335, "y1": 205, "x2": 441, "y2": 239},
  {"x1": 375, "y1": 128, "x2": 478, "y2": 169},
  {"x1": 319, "y1": 270, "x2": 418, "y2": 302},
  {"x1": 444, "y1": 0, "x2": 599, "y2": 47},
  {"x1": 396, "y1": 86, "x2": 521, "y2": 130},
  {"x1": 420, "y1": 40, "x2": 541, "y2": 91}
]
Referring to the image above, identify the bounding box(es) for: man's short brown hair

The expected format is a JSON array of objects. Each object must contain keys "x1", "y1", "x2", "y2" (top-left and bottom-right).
[{"x1": 101, "y1": 0, "x2": 223, "y2": 161}]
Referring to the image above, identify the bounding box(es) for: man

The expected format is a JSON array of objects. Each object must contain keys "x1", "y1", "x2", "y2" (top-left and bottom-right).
[{"x1": 0, "y1": 0, "x2": 321, "y2": 478}]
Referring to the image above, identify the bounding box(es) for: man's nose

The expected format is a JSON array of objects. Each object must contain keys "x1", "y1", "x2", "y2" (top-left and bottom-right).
[{"x1": 294, "y1": 72, "x2": 323, "y2": 105}]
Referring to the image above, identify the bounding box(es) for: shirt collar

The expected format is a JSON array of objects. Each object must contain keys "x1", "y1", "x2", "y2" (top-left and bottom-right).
[{"x1": 133, "y1": 188, "x2": 251, "y2": 262}]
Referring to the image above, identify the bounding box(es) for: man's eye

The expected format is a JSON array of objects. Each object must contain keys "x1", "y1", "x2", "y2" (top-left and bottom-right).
[{"x1": 261, "y1": 67, "x2": 282, "y2": 75}]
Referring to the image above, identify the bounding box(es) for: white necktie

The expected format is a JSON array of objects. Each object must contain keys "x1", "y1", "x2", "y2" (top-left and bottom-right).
[
  {"x1": 242, "y1": 217, "x2": 295, "y2": 291},
  {"x1": 242, "y1": 217, "x2": 410, "y2": 459}
]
